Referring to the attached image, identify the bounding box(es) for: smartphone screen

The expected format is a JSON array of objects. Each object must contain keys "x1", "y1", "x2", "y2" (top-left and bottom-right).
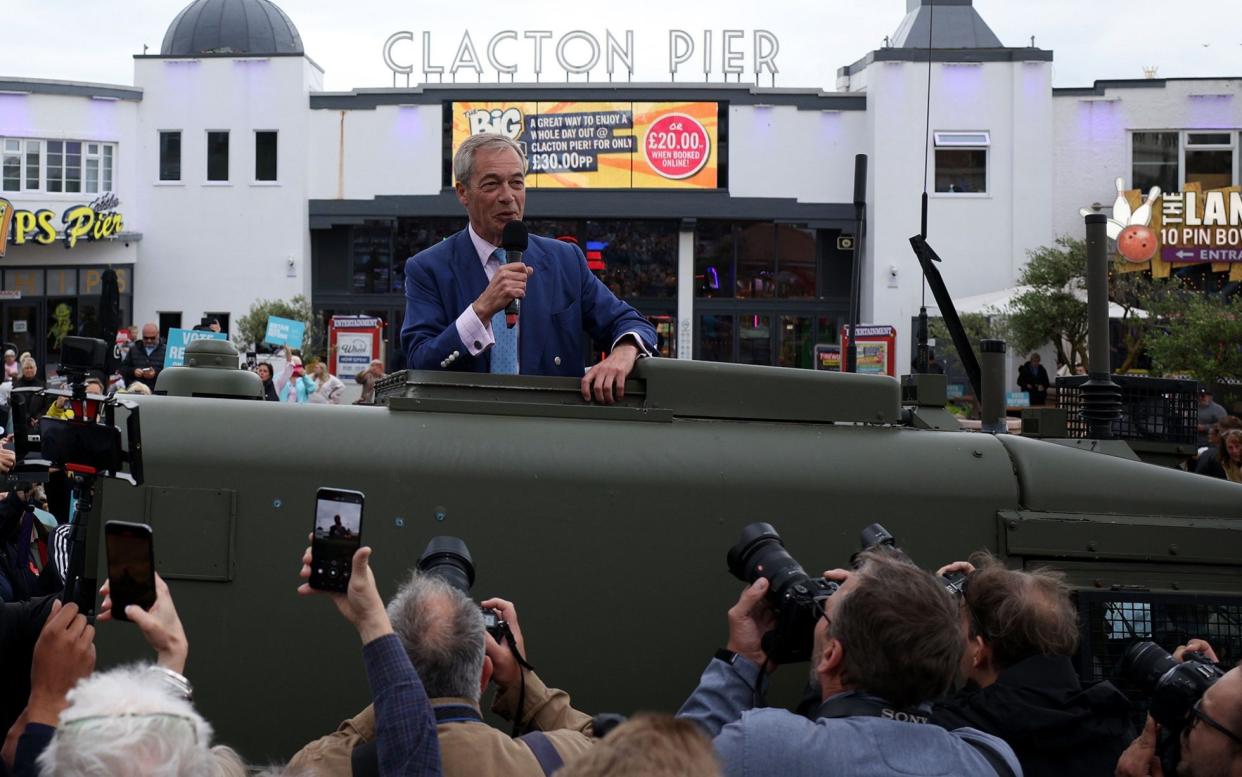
[
  {"x1": 309, "y1": 487, "x2": 365, "y2": 592},
  {"x1": 105, "y1": 521, "x2": 156, "y2": 621}
]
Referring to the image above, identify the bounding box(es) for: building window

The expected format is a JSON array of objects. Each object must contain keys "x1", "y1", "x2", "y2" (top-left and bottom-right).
[
  {"x1": 207, "y1": 131, "x2": 229, "y2": 182},
  {"x1": 255, "y1": 131, "x2": 278, "y2": 182},
  {"x1": 45, "y1": 141, "x2": 83, "y2": 193},
  {"x1": 933, "y1": 131, "x2": 989, "y2": 194},
  {"x1": 203, "y1": 312, "x2": 230, "y2": 335},
  {"x1": 2, "y1": 140, "x2": 19, "y2": 192},
  {"x1": 584, "y1": 220, "x2": 677, "y2": 300},
  {"x1": 1185, "y1": 132, "x2": 1235, "y2": 190},
  {"x1": 158, "y1": 312, "x2": 182, "y2": 341},
  {"x1": 1131, "y1": 131, "x2": 1238, "y2": 192},
  {"x1": 695, "y1": 222, "x2": 818, "y2": 299},
  {"x1": 1132, "y1": 132, "x2": 1179, "y2": 194},
  {"x1": 159, "y1": 131, "x2": 181, "y2": 181}
]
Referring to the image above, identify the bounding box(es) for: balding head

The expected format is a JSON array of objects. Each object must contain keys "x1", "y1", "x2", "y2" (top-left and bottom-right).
[
  {"x1": 386, "y1": 573, "x2": 486, "y2": 700},
  {"x1": 963, "y1": 553, "x2": 1078, "y2": 670},
  {"x1": 141, "y1": 323, "x2": 158, "y2": 341}
]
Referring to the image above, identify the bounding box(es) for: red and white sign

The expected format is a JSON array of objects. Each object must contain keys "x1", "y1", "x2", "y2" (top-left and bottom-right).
[
  {"x1": 329, "y1": 316, "x2": 384, "y2": 379},
  {"x1": 642, "y1": 113, "x2": 710, "y2": 180}
]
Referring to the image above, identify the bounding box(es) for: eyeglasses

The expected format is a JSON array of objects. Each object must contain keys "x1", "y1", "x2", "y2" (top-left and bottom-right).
[
  {"x1": 1186, "y1": 698, "x2": 1242, "y2": 746},
  {"x1": 60, "y1": 713, "x2": 200, "y2": 744}
]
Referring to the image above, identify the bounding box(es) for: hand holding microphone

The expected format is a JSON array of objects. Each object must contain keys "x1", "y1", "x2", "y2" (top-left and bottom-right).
[
  {"x1": 471, "y1": 220, "x2": 533, "y2": 328},
  {"x1": 501, "y1": 220, "x2": 529, "y2": 328}
]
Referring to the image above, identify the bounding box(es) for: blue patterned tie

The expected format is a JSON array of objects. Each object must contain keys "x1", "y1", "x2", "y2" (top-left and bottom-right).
[{"x1": 489, "y1": 249, "x2": 519, "y2": 375}]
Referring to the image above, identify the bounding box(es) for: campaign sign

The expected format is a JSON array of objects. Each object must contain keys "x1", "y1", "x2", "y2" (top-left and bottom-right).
[
  {"x1": 264, "y1": 316, "x2": 306, "y2": 348},
  {"x1": 1006, "y1": 391, "x2": 1031, "y2": 408},
  {"x1": 164, "y1": 328, "x2": 227, "y2": 368}
]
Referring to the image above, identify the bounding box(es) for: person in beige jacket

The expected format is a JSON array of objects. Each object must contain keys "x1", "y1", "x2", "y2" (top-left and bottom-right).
[{"x1": 288, "y1": 572, "x2": 594, "y2": 776}]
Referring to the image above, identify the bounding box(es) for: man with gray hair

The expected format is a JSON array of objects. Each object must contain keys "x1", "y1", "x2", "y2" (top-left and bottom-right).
[
  {"x1": 290, "y1": 571, "x2": 594, "y2": 776},
  {"x1": 400, "y1": 132, "x2": 656, "y2": 404}
]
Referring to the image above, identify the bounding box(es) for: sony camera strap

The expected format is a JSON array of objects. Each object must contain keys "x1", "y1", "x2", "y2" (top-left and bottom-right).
[{"x1": 812, "y1": 694, "x2": 1015, "y2": 777}]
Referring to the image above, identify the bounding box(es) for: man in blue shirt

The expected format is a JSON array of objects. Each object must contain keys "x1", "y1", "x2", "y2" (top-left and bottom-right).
[{"x1": 677, "y1": 551, "x2": 1021, "y2": 777}]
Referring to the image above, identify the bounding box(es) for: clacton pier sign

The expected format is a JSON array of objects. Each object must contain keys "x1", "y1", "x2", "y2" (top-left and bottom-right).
[{"x1": 382, "y1": 29, "x2": 781, "y2": 85}]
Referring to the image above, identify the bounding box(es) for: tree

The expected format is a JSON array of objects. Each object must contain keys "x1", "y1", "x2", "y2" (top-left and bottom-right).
[
  {"x1": 928, "y1": 311, "x2": 1009, "y2": 371},
  {"x1": 1008, "y1": 236, "x2": 1090, "y2": 372},
  {"x1": 233, "y1": 295, "x2": 321, "y2": 358},
  {"x1": 1141, "y1": 286, "x2": 1242, "y2": 386}
]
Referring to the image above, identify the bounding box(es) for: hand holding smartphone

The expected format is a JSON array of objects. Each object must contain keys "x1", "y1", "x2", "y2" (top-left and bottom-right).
[
  {"x1": 309, "y1": 487, "x2": 365, "y2": 592},
  {"x1": 104, "y1": 521, "x2": 156, "y2": 621}
]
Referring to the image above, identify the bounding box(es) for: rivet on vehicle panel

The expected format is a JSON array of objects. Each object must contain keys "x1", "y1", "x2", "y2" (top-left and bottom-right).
[
  {"x1": 1168, "y1": 544, "x2": 1178, "y2": 556},
  {"x1": 434, "y1": 508, "x2": 447, "y2": 522},
  {"x1": 272, "y1": 499, "x2": 282, "y2": 509},
  {"x1": 972, "y1": 450, "x2": 983, "y2": 458},
  {"x1": 1087, "y1": 541, "x2": 1098, "y2": 551},
  {"x1": 394, "y1": 517, "x2": 405, "y2": 528},
  {"x1": 1007, "y1": 520, "x2": 1018, "y2": 530}
]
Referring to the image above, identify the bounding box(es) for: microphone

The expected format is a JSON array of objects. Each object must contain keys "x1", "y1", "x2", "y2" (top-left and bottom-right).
[{"x1": 501, "y1": 220, "x2": 529, "y2": 329}]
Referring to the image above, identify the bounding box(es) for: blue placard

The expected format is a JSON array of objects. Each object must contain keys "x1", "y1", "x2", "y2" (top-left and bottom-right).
[
  {"x1": 264, "y1": 316, "x2": 306, "y2": 348},
  {"x1": 1006, "y1": 391, "x2": 1031, "y2": 408},
  {"x1": 163, "y1": 328, "x2": 227, "y2": 368},
  {"x1": 946, "y1": 384, "x2": 966, "y2": 399}
]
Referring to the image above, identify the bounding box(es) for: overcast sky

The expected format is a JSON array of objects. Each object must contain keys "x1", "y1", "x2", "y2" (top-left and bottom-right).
[{"x1": 2, "y1": 0, "x2": 1240, "y2": 91}]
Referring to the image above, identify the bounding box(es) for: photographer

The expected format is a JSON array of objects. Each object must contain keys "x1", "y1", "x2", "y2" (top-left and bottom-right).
[
  {"x1": 677, "y1": 552, "x2": 1019, "y2": 777},
  {"x1": 931, "y1": 555, "x2": 1133, "y2": 777},
  {"x1": 297, "y1": 541, "x2": 442, "y2": 776},
  {"x1": 1116, "y1": 640, "x2": 1240, "y2": 777},
  {"x1": 289, "y1": 571, "x2": 594, "y2": 776}
]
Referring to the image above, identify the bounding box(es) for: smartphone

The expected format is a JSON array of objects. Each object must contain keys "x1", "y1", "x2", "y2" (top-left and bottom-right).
[
  {"x1": 104, "y1": 521, "x2": 156, "y2": 621},
  {"x1": 309, "y1": 487, "x2": 365, "y2": 592}
]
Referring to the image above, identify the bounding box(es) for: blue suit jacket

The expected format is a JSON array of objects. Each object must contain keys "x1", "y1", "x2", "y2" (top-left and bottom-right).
[{"x1": 401, "y1": 229, "x2": 657, "y2": 377}]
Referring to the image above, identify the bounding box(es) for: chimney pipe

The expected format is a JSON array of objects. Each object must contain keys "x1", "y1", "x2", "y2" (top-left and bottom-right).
[
  {"x1": 980, "y1": 339, "x2": 1007, "y2": 434},
  {"x1": 1081, "y1": 213, "x2": 1122, "y2": 439}
]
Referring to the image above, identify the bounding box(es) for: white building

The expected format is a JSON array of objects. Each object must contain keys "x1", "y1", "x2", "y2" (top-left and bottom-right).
[{"x1": 1, "y1": 0, "x2": 1239, "y2": 378}]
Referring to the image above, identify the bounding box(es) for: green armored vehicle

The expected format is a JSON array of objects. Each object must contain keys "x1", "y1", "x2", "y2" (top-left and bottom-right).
[{"x1": 82, "y1": 347, "x2": 1242, "y2": 763}]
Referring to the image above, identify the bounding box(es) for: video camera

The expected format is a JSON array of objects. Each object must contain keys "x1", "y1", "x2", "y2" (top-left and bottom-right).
[
  {"x1": 1122, "y1": 640, "x2": 1225, "y2": 772},
  {"x1": 727, "y1": 521, "x2": 967, "y2": 665},
  {"x1": 28, "y1": 337, "x2": 144, "y2": 613}
]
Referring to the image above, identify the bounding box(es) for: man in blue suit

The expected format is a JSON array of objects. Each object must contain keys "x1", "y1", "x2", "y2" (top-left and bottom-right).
[{"x1": 401, "y1": 133, "x2": 657, "y2": 404}]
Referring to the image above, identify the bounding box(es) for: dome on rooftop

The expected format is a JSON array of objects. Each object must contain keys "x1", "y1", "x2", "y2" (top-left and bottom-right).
[{"x1": 161, "y1": 0, "x2": 303, "y2": 57}]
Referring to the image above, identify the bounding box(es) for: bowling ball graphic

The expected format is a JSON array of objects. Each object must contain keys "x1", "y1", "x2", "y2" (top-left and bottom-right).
[{"x1": 1118, "y1": 225, "x2": 1157, "y2": 262}]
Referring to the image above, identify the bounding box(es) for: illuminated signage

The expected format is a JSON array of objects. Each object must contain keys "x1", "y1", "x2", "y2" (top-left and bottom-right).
[
  {"x1": 0, "y1": 193, "x2": 125, "y2": 256},
  {"x1": 1087, "y1": 179, "x2": 1242, "y2": 269},
  {"x1": 385, "y1": 29, "x2": 779, "y2": 84},
  {"x1": 451, "y1": 101, "x2": 717, "y2": 189}
]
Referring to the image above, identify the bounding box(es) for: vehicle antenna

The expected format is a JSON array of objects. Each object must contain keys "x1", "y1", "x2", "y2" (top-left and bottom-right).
[{"x1": 915, "y1": 0, "x2": 935, "y2": 374}]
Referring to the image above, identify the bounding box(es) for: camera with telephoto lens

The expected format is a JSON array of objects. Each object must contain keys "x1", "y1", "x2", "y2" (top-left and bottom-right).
[
  {"x1": 1121, "y1": 641, "x2": 1224, "y2": 729},
  {"x1": 1121, "y1": 640, "x2": 1225, "y2": 773},
  {"x1": 416, "y1": 536, "x2": 506, "y2": 642},
  {"x1": 727, "y1": 523, "x2": 840, "y2": 664},
  {"x1": 857, "y1": 522, "x2": 968, "y2": 595}
]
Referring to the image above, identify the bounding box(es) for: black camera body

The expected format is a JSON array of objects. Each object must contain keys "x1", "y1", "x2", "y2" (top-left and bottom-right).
[
  {"x1": 1122, "y1": 641, "x2": 1224, "y2": 729},
  {"x1": 727, "y1": 523, "x2": 839, "y2": 664}
]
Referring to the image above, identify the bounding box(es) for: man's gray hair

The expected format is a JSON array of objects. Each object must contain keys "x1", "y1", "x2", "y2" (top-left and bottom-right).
[
  {"x1": 38, "y1": 663, "x2": 216, "y2": 776},
  {"x1": 387, "y1": 572, "x2": 486, "y2": 701},
  {"x1": 454, "y1": 133, "x2": 527, "y2": 186}
]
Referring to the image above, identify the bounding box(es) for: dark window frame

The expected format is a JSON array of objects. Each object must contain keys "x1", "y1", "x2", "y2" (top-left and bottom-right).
[
  {"x1": 206, "y1": 131, "x2": 230, "y2": 182},
  {"x1": 255, "y1": 130, "x2": 278, "y2": 182},
  {"x1": 159, "y1": 131, "x2": 181, "y2": 182}
]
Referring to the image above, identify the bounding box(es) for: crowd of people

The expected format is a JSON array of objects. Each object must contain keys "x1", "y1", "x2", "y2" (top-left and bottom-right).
[
  {"x1": 0, "y1": 502, "x2": 1236, "y2": 777},
  {"x1": 1195, "y1": 389, "x2": 1242, "y2": 483}
]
